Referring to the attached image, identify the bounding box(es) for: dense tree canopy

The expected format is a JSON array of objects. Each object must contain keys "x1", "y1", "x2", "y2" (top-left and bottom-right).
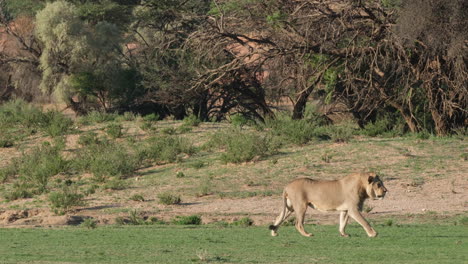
[{"x1": 0, "y1": 0, "x2": 466, "y2": 135}]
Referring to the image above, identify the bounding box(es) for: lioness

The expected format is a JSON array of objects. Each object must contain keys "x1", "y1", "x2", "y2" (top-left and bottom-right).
[{"x1": 269, "y1": 172, "x2": 387, "y2": 237}]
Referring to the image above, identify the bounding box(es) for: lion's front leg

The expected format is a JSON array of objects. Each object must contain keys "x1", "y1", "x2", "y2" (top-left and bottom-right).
[
  {"x1": 348, "y1": 209, "x2": 377, "y2": 237},
  {"x1": 339, "y1": 211, "x2": 350, "y2": 237}
]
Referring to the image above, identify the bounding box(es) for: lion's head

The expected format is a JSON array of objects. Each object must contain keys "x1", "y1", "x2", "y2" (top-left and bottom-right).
[{"x1": 366, "y1": 173, "x2": 387, "y2": 200}]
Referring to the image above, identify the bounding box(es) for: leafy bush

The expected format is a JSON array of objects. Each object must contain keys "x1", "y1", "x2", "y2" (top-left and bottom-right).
[
  {"x1": 42, "y1": 111, "x2": 74, "y2": 137},
  {"x1": 5, "y1": 143, "x2": 68, "y2": 196},
  {"x1": 206, "y1": 129, "x2": 279, "y2": 163},
  {"x1": 0, "y1": 99, "x2": 45, "y2": 129},
  {"x1": 103, "y1": 178, "x2": 128, "y2": 190},
  {"x1": 138, "y1": 136, "x2": 196, "y2": 164},
  {"x1": 48, "y1": 185, "x2": 85, "y2": 215},
  {"x1": 4, "y1": 182, "x2": 33, "y2": 200},
  {"x1": 80, "y1": 218, "x2": 97, "y2": 229},
  {"x1": 78, "y1": 111, "x2": 118, "y2": 125},
  {"x1": 325, "y1": 122, "x2": 356, "y2": 143},
  {"x1": 105, "y1": 123, "x2": 123, "y2": 139},
  {"x1": 73, "y1": 143, "x2": 139, "y2": 182},
  {"x1": 263, "y1": 115, "x2": 323, "y2": 145},
  {"x1": 0, "y1": 135, "x2": 14, "y2": 148},
  {"x1": 183, "y1": 114, "x2": 201, "y2": 127},
  {"x1": 172, "y1": 215, "x2": 202, "y2": 225},
  {"x1": 161, "y1": 127, "x2": 176, "y2": 135},
  {"x1": 129, "y1": 194, "x2": 145, "y2": 202},
  {"x1": 230, "y1": 113, "x2": 251, "y2": 128},
  {"x1": 231, "y1": 217, "x2": 253, "y2": 227},
  {"x1": 77, "y1": 131, "x2": 101, "y2": 146},
  {"x1": 157, "y1": 192, "x2": 181, "y2": 205},
  {"x1": 142, "y1": 113, "x2": 159, "y2": 122},
  {"x1": 140, "y1": 121, "x2": 155, "y2": 132}
]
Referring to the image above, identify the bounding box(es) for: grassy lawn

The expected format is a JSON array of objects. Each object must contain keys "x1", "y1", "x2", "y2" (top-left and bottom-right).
[{"x1": 0, "y1": 224, "x2": 466, "y2": 263}]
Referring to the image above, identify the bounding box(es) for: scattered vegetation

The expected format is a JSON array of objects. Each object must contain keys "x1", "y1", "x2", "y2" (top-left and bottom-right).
[
  {"x1": 157, "y1": 193, "x2": 181, "y2": 205},
  {"x1": 172, "y1": 215, "x2": 202, "y2": 225},
  {"x1": 48, "y1": 184, "x2": 85, "y2": 215}
]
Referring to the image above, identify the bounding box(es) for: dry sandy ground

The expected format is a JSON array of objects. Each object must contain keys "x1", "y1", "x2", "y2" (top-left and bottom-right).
[{"x1": 1, "y1": 174, "x2": 466, "y2": 227}]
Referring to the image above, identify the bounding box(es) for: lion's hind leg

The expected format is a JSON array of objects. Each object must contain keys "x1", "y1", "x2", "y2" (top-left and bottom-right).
[
  {"x1": 270, "y1": 198, "x2": 293, "y2": 236},
  {"x1": 294, "y1": 202, "x2": 313, "y2": 237}
]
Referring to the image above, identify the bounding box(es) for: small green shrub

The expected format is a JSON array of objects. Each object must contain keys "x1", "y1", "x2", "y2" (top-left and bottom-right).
[
  {"x1": 48, "y1": 185, "x2": 85, "y2": 215},
  {"x1": 264, "y1": 116, "x2": 319, "y2": 145},
  {"x1": 230, "y1": 113, "x2": 251, "y2": 128},
  {"x1": 177, "y1": 125, "x2": 192, "y2": 134},
  {"x1": 142, "y1": 113, "x2": 159, "y2": 122},
  {"x1": 105, "y1": 123, "x2": 123, "y2": 139},
  {"x1": 231, "y1": 217, "x2": 253, "y2": 227},
  {"x1": 83, "y1": 184, "x2": 99, "y2": 196},
  {"x1": 172, "y1": 215, "x2": 202, "y2": 225},
  {"x1": 77, "y1": 131, "x2": 100, "y2": 146},
  {"x1": 384, "y1": 219, "x2": 394, "y2": 226},
  {"x1": 4, "y1": 182, "x2": 33, "y2": 200},
  {"x1": 0, "y1": 135, "x2": 14, "y2": 148},
  {"x1": 80, "y1": 218, "x2": 97, "y2": 229},
  {"x1": 130, "y1": 194, "x2": 145, "y2": 202},
  {"x1": 122, "y1": 112, "x2": 138, "y2": 121},
  {"x1": 79, "y1": 111, "x2": 118, "y2": 125},
  {"x1": 183, "y1": 115, "x2": 201, "y2": 127},
  {"x1": 161, "y1": 127, "x2": 176, "y2": 135},
  {"x1": 128, "y1": 210, "x2": 145, "y2": 225},
  {"x1": 42, "y1": 111, "x2": 74, "y2": 137},
  {"x1": 138, "y1": 136, "x2": 196, "y2": 164},
  {"x1": 103, "y1": 178, "x2": 128, "y2": 190},
  {"x1": 197, "y1": 178, "x2": 213, "y2": 197},
  {"x1": 140, "y1": 121, "x2": 155, "y2": 132},
  {"x1": 157, "y1": 192, "x2": 181, "y2": 205},
  {"x1": 326, "y1": 122, "x2": 356, "y2": 143},
  {"x1": 210, "y1": 129, "x2": 279, "y2": 163},
  {"x1": 7, "y1": 143, "x2": 68, "y2": 195},
  {"x1": 176, "y1": 171, "x2": 185, "y2": 178},
  {"x1": 73, "y1": 143, "x2": 138, "y2": 182},
  {"x1": 456, "y1": 216, "x2": 468, "y2": 226}
]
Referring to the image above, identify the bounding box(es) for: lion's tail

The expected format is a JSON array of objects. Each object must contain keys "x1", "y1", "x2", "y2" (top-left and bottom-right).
[{"x1": 269, "y1": 190, "x2": 288, "y2": 231}]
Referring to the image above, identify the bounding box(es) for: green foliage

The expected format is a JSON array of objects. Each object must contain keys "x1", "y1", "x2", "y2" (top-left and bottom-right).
[
  {"x1": 129, "y1": 194, "x2": 145, "y2": 202},
  {"x1": 182, "y1": 114, "x2": 201, "y2": 127},
  {"x1": 142, "y1": 113, "x2": 160, "y2": 122},
  {"x1": 325, "y1": 122, "x2": 356, "y2": 143},
  {"x1": 77, "y1": 131, "x2": 101, "y2": 146},
  {"x1": 206, "y1": 129, "x2": 279, "y2": 163},
  {"x1": 4, "y1": 0, "x2": 45, "y2": 18},
  {"x1": 138, "y1": 135, "x2": 196, "y2": 164},
  {"x1": 48, "y1": 185, "x2": 85, "y2": 215},
  {"x1": 42, "y1": 111, "x2": 74, "y2": 137},
  {"x1": 231, "y1": 217, "x2": 254, "y2": 227},
  {"x1": 230, "y1": 113, "x2": 252, "y2": 128},
  {"x1": 3, "y1": 142, "x2": 68, "y2": 197},
  {"x1": 263, "y1": 115, "x2": 326, "y2": 145},
  {"x1": 0, "y1": 135, "x2": 14, "y2": 148},
  {"x1": 105, "y1": 123, "x2": 123, "y2": 139},
  {"x1": 73, "y1": 142, "x2": 138, "y2": 182},
  {"x1": 102, "y1": 178, "x2": 128, "y2": 190},
  {"x1": 157, "y1": 192, "x2": 181, "y2": 205},
  {"x1": 78, "y1": 111, "x2": 119, "y2": 125},
  {"x1": 80, "y1": 218, "x2": 97, "y2": 229},
  {"x1": 172, "y1": 215, "x2": 202, "y2": 225}
]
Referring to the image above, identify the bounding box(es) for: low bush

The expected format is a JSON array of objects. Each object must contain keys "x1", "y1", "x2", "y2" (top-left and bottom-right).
[
  {"x1": 48, "y1": 185, "x2": 85, "y2": 215},
  {"x1": 172, "y1": 215, "x2": 202, "y2": 225},
  {"x1": 77, "y1": 131, "x2": 101, "y2": 146},
  {"x1": 42, "y1": 111, "x2": 74, "y2": 137},
  {"x1": 105, "y1": 123, "x2": 123, "y2": 139},
  {"x1": 138, "y1": 135, "x2": 196, "y2": 164},
  {"x1": 263, "y1": 115, "x2": 323, "y2": 145},
  {"x1": 231, "y1": 217, "x2": 254, "y2": 227},
  {"x1": 142, "y1": 113, "x2": 159, "y2": 122},
  {"x1": 182, "y1": 115, "x2": 201, "y2": 127},
  {"x1": 80, "y1": 218, "x2": 97, "y2": 229},
  {"x1": 157, "y1": 192, "x2": 181, "y2": 205},
  {"x1": 103, "y1": 178, "x2": 128, "y2": 190},
  {"x1": 5, "y1": 143, "x2": 68, "y2": 196},
  {"x1": 73, "y1": 143, "x2": 139, "y2": 182},
  {"x1": 206, "y1": 129, "x2": 279, "y2": 163},
  {"x1": 78, "y1": 111, "x2": 118, "y2": 125},
  {"x1": 129, "y1": 194, "x2": 145, "y2": 202}
]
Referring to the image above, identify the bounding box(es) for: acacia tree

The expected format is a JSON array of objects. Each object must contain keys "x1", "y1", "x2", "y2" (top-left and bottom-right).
[{"x1": 35, "y1": 0, "x2": 140, "y2": 113}]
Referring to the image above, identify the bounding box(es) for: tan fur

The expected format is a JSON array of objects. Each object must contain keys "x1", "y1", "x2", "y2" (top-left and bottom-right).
[{"x1": 269, "y1": 172, "x2": 387, "y2": 238}]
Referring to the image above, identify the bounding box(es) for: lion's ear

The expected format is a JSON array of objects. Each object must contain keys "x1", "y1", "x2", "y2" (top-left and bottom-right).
[{"x1": 368, "y1": 176, "x2": 374, "y2": 184}]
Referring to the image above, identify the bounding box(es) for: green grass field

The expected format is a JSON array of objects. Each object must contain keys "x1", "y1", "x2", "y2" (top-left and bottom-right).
[{"x1": 0, "y1": 224, "x2": 466, "y2": 263}]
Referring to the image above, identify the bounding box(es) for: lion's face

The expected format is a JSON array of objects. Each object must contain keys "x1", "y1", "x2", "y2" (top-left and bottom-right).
[{"x1": 367, "y1": 174, "x2": 387, "y2": 200}]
